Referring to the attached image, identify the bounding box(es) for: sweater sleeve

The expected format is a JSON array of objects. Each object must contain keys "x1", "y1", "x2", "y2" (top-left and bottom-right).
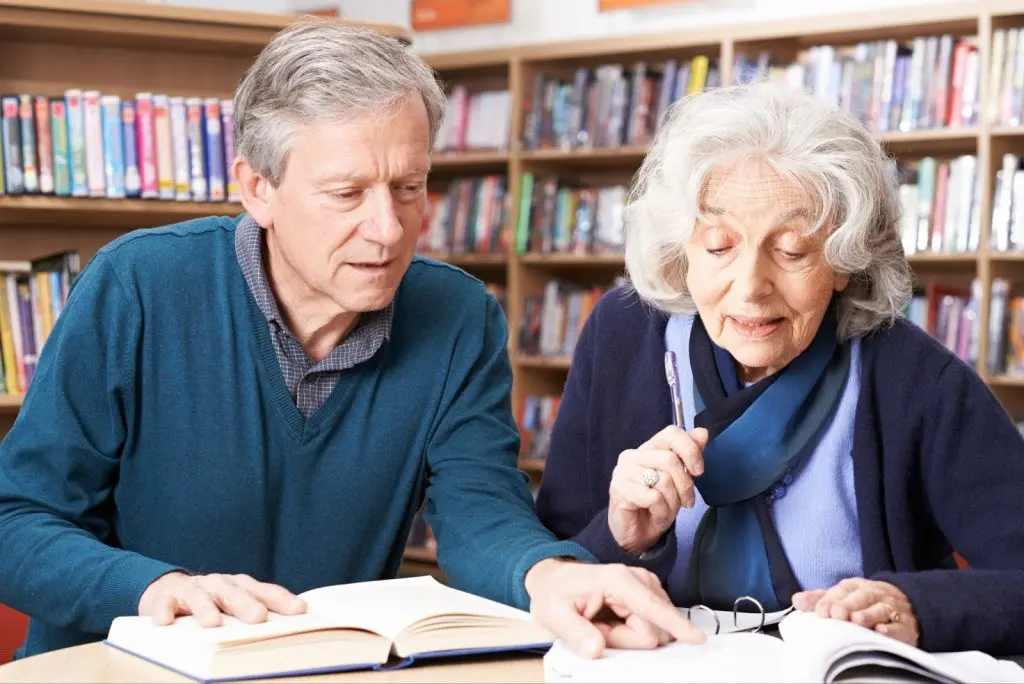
[
  {"x1": 870, "y1": 355, "x2": 1024, "y2": 656},
  {"x1": 0, "y1": 255, "x2": 187, "y2": 637},
  {"x1": 535, "y1": 304, "x2": 678, "y2": 583},
  {"x1": 423, "y1": 293, "x2": 595, "y2": 611}
]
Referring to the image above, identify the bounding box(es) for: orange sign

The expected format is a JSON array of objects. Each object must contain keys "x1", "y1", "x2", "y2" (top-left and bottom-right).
[
  {"x1": 412, "y1": 0, "x2": 511, "y2": 31},
  {"x1": 600, "y1": 0, "x2": 690, "y2": 10}
]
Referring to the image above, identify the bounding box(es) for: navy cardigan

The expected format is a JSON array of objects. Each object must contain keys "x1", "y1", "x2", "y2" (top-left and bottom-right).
[{"x1": 536, "y1": 286, "x2": 1024, "y2": 656}]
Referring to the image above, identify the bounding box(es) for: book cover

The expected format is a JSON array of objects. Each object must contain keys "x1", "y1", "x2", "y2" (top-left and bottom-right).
[
  {"x1": 121, "y1": 101, "x2": 141, "y2": 198},
  {"x1": 49, "y1": 98, "x2": 71, "y2": 196},
  {"x1": 33, "y1": 96, "x2": 53, "y2": 195},
  {"x1": 203, "y1": 98, "x2": 225, "y2": 202},
  {"x1": 17, "y1": 94, "x2": 38, "y2": 194},
  {"x1": 169, "y1": 96, "x2": 190, "y2": 201},
  {"x1": 82, "y1": 90, "x2": 105, "y2": 197},
  {"x1": 135, "y1": 93, "x2": 158, "y2": 199},
  {"x1": 152, "y1": 94, "x2": 174, "y2": 200},
  {"x1": 1, "y1": 95, "x2": 24, "y2": 195},
  {"x1": 64, "y1": 89, "x2": 88, "y2": 197},
  {"x1": 100, "y1": 95, "x2": 125, "y2": 199}
]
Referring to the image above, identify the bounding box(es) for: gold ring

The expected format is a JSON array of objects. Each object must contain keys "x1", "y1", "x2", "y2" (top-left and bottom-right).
[{"x1": 887, "y1": 606, "x2": 901, "y2": 624}]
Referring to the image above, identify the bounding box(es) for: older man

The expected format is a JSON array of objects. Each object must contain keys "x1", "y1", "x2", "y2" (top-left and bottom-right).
[{"x1": 0, "y1": 20, "x2": 699, "y2": 661}]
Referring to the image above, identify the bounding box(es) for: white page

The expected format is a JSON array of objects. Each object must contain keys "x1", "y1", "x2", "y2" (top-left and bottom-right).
[
  {"x1": 778, "y1": 611, "x2": 1024, "y2": 684},
  {"x1": 107, "y1": 610, "x2": 338, "y2": 649},
  {"x1": 300, "y1": 576, "x2": 533, "y2": 640},
  {"x1": 543, "y1": 633, "x2": 794, "y2": 683}
]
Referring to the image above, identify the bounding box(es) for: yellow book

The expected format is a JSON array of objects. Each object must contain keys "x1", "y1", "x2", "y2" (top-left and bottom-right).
[
  {"x1": 35, "y1": 272, "x2": 53, "y2": 341},
  {"x1": 0, "y1": 276, "x2": 20, "y2": 394},
  {"x1": 688, "y1": 55, "x2": 710, "y2": 95}
]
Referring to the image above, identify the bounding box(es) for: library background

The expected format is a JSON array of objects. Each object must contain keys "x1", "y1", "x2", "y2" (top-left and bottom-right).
[{"x1": 1, "y1": 0, "x2": 1023, "y2": 665}]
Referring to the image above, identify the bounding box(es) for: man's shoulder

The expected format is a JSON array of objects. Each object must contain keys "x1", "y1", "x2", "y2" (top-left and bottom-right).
[
  {"x1": 401, "y1": 256, "x2": 494, "y2": 310},
  {"x1": 97, "y1": 214, "x2": 241, "y2": 269}
]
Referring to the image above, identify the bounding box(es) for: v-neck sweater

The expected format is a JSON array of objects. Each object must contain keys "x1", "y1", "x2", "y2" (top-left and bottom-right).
[{"x1": 0, "y1": 214, "x2": 591, "y2": 658}]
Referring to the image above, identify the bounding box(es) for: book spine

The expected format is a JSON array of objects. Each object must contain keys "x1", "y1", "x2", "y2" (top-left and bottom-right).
[
  {"x1": 64, "y1": 90, "x2": 88, "y2": 197},
  {"x1": 18, "y1": 94, "x2": 38, "y2": 194},
  {"x1": 152, "y1": 94, "x2": 174, "y2": 200},
  {"x1": 186, "y1": 97, "x2": 207, "y2": 202},
  {"x1": 2, "y1": 95, "x2": 24, "y2": 194},
  {"x1": 221, "y1": 99, "x2": 239, "y2": 202},
  {"x1": 169, "y1": 96, "x2": 190, "y2": 201},
  {"x1": 121, "y1": 101, "x2": 141, "y2": 198},
  {"x1": 135, "y1": 93, "x2": 158, "y2": 199},
  {"x1": 49, "y1": 98, "x2": 70, "y2": 196},
  {"x1": 101, "y1": 95, "x2": 125, "y2": 199},
  {"x1": 34, "y1": 96, "x2": 53, "y2": 195},
  {"x1": 83, "y1": 90, "x2": 105, "y2": 197},
  {"x1": 203, "y1": 98, "x2": 225, "y2": 202}
]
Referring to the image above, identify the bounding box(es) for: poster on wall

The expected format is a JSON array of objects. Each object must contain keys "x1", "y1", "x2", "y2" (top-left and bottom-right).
[
  {"x1": 599, "y1": 0, "x2": 692, "y2": 10},
  {"x1": 412, "y1": 0, "x2": 511, "y2": 31}
]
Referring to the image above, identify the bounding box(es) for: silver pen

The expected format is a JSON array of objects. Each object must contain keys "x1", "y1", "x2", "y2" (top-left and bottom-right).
[{"x1": 664, "y1": 350, "x2": 685, "y2": 428}]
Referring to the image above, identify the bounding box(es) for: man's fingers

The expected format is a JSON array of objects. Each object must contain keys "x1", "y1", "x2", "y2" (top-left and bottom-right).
[
  {"x1": 609, "y1": 571, "x2": 705, "y2": 645},
  {"x1": 538, "y1": 600, "x2": 608, "y2": 659},
  {"x1": 205, "y1": 576, "x2": 269, "y2": 624},
  {"x1": 147, "y1": 594, "x2": 179, "y2": 625},
  {"x1": 234, "y1": 575, "x2": 307, "y2": 615},
  {"x1": 183, "y1": 587, "x2": 224, "y2": 627},
  {"x1": 602, "y1": 614, "x2": 664, "y2": 650}
]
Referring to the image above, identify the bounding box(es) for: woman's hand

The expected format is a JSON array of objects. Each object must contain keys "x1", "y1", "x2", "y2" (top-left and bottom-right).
[
  {"x1": 793, "y1": 578, "x2": 920, "y2": 646},
  {"x1": 608, "y1": 426, "x2": 708, "y2": 556}
]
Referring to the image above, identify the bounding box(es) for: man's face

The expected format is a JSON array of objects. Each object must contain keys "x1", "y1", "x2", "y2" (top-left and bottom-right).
[{"x1": 257, "y1": 94, "x2": 431, "y2": 315}]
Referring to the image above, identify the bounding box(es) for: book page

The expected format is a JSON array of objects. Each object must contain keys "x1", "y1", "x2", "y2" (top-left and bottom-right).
[
  {"x1": 777, "y1": 611, "x2": 1024, "y2": 683},
  {"x1": 300, "y1": 576, "x2": 532, "y2": 640},
  {"x1": 107, "y1": 610, "x2": 341, "y2": 649},
  {"x1": 542, "y1": 633, "x2": 794, "y2": 683}
]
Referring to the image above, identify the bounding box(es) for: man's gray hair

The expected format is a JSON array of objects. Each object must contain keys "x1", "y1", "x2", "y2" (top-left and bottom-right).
[
  {"x1": 624, "y1": 82, "x2": 913, "y2": 342},
  {"x1": 234, "y1": 19, "x2": 447, "y2": 186}
]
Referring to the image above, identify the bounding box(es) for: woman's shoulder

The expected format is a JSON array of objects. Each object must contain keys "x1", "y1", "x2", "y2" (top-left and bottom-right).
[{"x1": 589, "y1": 284, "x2": 671, "y2": 333}]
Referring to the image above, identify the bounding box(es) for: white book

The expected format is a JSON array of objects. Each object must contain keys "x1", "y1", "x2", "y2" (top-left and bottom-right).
[
  {"x1": 543, "y1": 610, "x2": 1024, "y2": 684},
  {"x1": 82, "y1": 90, "x2": 105, "y2": 198}
]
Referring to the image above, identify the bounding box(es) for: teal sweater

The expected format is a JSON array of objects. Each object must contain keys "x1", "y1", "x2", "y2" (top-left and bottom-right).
[{"x1": 0, "y1": 215, "x2": 592, "y2": 659}]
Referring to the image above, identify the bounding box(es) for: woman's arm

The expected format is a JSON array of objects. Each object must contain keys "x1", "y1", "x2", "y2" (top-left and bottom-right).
[
  {"x1": 872, "y1": 354, "x2": 1024, "y2": 656},
  {"x1": 535, "y1": 305, "x2": 678, "y2": 583}
]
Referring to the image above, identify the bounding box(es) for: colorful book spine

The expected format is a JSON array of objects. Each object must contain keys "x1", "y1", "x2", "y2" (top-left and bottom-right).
[
  {"x1": 34, "y1": 96, "x2": 54, "y2": 195},
  {"x1": 186, "y1": 97, "x2": 207, "y2": 202},
  {"x1": 18, "y1": 95, "x2": 38, "y2": 194},
  {"x1": 169, "y1": 97, "x2": 190, "y2": 201},
  {"x1": 121, "y1": 101, "x2": 140, "y2": 198},
  {"x1": 135, "y1": 93, "x2": 158, "y2": 199},
  {"x1": 82, "y1": 90, "x2": 105, "y2": 197},
  {"x1": 101, "y1": 95, "x2": 125, "y2": 198},
  {"x1": 220, "y1": 99, "x2": 239, "y2": 202},
  {"x1": 64, "y1": 90, "x2": 88, "y2": 197},
  {"x1": 204, "y1": 98, "x2": 225, "y2": 202},
  {"x1": 152, "y1": 94, "x2": 174, "y2": 200},
  {"x1": 49, "y1": 98, "x2": 71, "y2": 196},
  {"x1": 2, "y1": 95, "x2": 24, "y2": 195}
]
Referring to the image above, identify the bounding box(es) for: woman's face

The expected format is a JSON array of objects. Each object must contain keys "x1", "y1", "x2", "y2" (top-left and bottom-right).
[{"x1": 684, "y1": 161, "x2": 849, "y2": 384}]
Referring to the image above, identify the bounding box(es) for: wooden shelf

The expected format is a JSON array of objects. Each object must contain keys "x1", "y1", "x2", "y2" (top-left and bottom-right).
[
  {"x1": 418, "y1": 252, "x2": 507, "y2": 268},
  {"x1": 402, "y1": 547, "x2": 437, "y2": 564},
  {"x1": 991, "y1": 126, "x2": 1024, "y2": 138},
  {"x1": 519, "y1": 253, "x2": 625, "y2": 267},
  {"x1": 989, "y1": 252, "x2": 1024, "y2": 262},
  {"x1": 430, "y1": 150, "x2": 509, "y2": 172},
  {"x1": 986, "y1": 375, "x2": 1024, "y2": 388},
  {"x1": 0, "y1": 395, "x2": 23, "y2": 410},
  {"x1": 0, "y1": 196, "x2": 243, "y2": 228},
  {"x1": 519, "y1": 458, "x2": 546, "y2": 474},
  {"x1": 906, "y1": 252, "x2": 978, "y2": 265},
  {"x1": 518, "y1": 355, "x2": 572, "y2": 370},
  {"x1": 519, "y1": 145, "x2": 649, "y2": 166}
]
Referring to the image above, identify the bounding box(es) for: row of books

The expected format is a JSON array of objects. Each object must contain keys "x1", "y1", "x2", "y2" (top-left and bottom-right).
[
  {"x1": 433, "y1": 86, "x2": 511, "y2": 153},
  {"x1": 418, "y1": 176, "x2": 508, "y2": 256},
  {"x1": 988, "y1": 278, "x2": 1024, "y2": 376},
  {"x1": 519, "y1": 279, "x2": 616, "y2": 358},
  {"x1": 905, "y1": 280, "x2": 980, "y2": 368},
  {"x1": 737, "y1": 35, "x2": 980, "y2": 132},
  {"x1": 521, "y1": 56, "x2": 720, "y2": 151},
  {"x1": 992, "y1": 153, "x2": 1024, "y2": 253},
  {"x1": 515, "y1": 174, "x2": 627, "y2": 255},
  {"x1": 519, "y1": 393, "x2": 560, "y2": 462},
  {"x1": 0, "y1": 90, "x2": 237, "y2": 202},
  {"x1": 988, "y1": 27, "x2": 1024, "y2": 127},
  {"x1": 0, "y1": 251, "x2": 81, "y2": 396},
  {"x1": 898, "y1": 155, "x2": 979, "y2": 256}
]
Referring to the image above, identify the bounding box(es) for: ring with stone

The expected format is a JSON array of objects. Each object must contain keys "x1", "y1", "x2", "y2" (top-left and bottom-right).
[{"x1": 642, "y1": 468, "x2": 660, "y2": 488}]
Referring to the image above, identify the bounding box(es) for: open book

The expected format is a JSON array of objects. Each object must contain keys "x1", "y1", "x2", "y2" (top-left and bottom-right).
[
  {"x1": 104, "y1": 576, "x2": 552, "y2": 682},
  {"x1": 543, "y1": 610, "x2": 1024, "y2": 683}
]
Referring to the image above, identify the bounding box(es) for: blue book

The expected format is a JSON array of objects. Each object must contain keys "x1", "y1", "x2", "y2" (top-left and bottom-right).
[
  {"x1": 121, "y1": 101, "x2": 140, "y2": 198},
  {"x1": 100, "y1": 95, "x2": 125, "y2": 198},
  {"x1": 203, "y1": 98, "x2": 225, "y2": 202}
]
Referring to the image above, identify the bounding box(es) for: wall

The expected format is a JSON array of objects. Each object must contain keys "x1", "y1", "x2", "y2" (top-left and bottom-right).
[{"x1": 315, "y1": 0, "x2": 963, "y2": 55}]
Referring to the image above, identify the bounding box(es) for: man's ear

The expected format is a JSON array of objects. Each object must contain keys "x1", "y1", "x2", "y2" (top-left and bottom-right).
[{"x1": 235, "y1": 157, "x2": 274, "y2": 228}]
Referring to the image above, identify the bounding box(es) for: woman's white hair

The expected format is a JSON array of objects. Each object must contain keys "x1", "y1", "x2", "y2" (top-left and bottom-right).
[
  {"x1": 624, "y1": 81, "x2": 913, "y2": 341},
  {"x1": 234, "y1": 19, "x2": 446, "y2": 187}
]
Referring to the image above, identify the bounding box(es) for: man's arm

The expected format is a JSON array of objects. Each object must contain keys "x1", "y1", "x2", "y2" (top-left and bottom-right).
[
  {"x1": 0, "y1": 255, "x2": 184, "y2": 636},
  {"x1": 422, "y1": 292, "x2": 595, "y2": 610}
]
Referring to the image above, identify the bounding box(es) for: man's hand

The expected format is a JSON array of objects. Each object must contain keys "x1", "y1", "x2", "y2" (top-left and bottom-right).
[
  {"x1": 524, "y1": 559, "x2": 705, "y2": 658},
  {"x1": 792, "y1": 578, "x2": 920, "y2": 646},
  {"x1": 138, "y1": 572, "x2": 307, "y2": 627}
]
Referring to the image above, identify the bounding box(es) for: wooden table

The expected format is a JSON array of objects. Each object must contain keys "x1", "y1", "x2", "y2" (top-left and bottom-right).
[{"x1": 0, "y1": 643, "x2": 544, "y2": 683}]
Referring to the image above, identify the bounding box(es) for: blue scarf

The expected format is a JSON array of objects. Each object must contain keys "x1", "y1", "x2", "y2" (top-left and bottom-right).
[{"x1": 684, "y1": 310, "x2": 851, "y2": 612}]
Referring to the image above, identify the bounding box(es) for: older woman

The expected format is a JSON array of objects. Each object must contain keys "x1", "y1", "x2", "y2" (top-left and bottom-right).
[{"x1": 536, "y1": 82, "x2": 1024, "y2": 656}]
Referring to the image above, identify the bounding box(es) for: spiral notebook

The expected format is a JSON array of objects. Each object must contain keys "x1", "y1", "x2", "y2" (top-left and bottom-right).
[{"x1": 543, "y1": 611, "x2": 1024, "y2": 684}]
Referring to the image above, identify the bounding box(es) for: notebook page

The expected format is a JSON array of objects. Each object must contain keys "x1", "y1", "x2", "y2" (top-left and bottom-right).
[
  {"x1": 300, "y1": 576, "x2": 532, "y2": 640},
  {"x1": 543, "y1": 634, "x2": 793, "y2": 683},
  {"x1": 777, "y1": 611, "x2": 1024, "y2": 683}
]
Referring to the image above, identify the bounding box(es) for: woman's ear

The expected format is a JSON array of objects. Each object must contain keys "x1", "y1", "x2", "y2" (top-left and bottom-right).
[{"x1": 834, "y1": 272, "x2": 851, "y2": 292}]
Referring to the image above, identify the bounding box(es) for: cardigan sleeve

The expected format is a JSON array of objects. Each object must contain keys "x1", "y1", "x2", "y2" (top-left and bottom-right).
[
  {"x1": 870, "y1": 354, "x2": 1024, "y2": 656},
  {"x1": 535, "y1": 302, "x2": 678, "y2": 583}
]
